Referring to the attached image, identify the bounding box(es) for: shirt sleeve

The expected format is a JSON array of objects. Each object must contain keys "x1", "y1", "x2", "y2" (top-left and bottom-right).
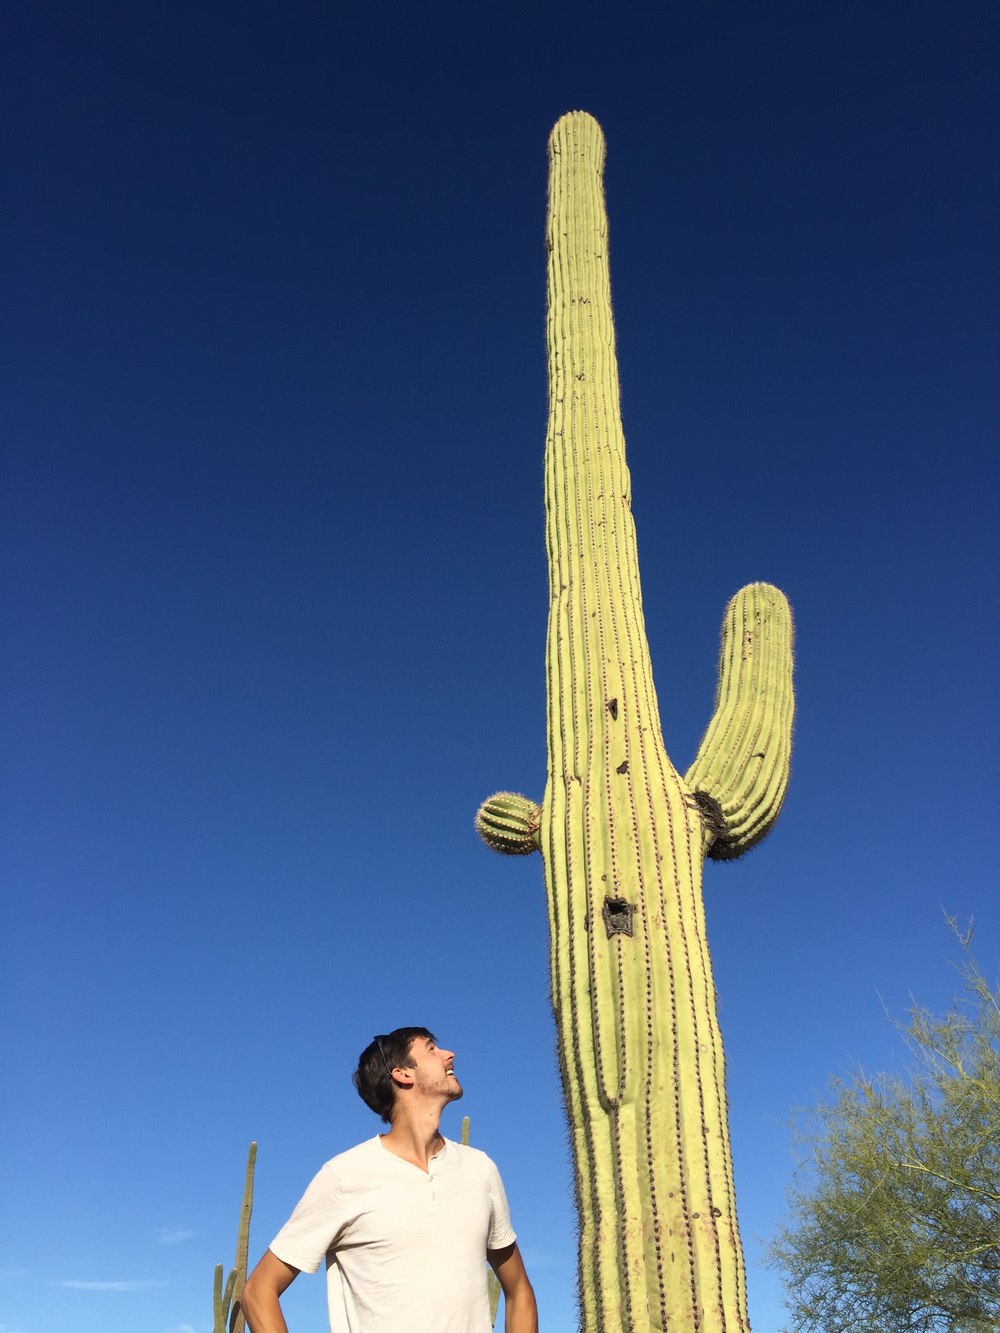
[
  {"x1": 269, "y1": 1163, "x2": 345, "y2": 1275},
  {"x1": 485, "y1": 1158, "x2": 517, "y2": 1251}
]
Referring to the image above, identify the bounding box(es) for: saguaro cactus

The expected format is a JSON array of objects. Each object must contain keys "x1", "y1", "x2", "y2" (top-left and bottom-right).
[
  {"x1": 477, "y1": 113, "x2": 794, "y2": 1331},
  {"x1": 213, "y1": 1141, "x2": 257, "y2": 1333}
]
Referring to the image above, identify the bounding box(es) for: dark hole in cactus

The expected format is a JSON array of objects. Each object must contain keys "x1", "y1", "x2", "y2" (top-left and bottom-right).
[
  {"x1": 602, "y1": 897, "x2": 634, "y2": 938},
  {"x1": 692, "y1": 790, "x2": 728, "y2": 838},
  {"x1": 693, "y1": 791, "x2": 747, "y2": 862},
  {"x1": 616, "y1": 759, "x2": 628, "y2": 774},
  {"x1": 607, "y1": 698, "x2": 618, "y2": 720}
]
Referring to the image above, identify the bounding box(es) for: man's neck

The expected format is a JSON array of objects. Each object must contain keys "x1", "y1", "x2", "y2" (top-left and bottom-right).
[{"x1": 379, "y1": 1106, "x2": 447, "y2": 1172}]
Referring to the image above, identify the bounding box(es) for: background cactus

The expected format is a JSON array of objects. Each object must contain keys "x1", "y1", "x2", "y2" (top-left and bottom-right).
[
  {"x1": 477, "y1": 112, "x2": 794, "y2": 1331},
  {"x1": 213, "y1": 1141, "x2": 257, "y2": 1333}
]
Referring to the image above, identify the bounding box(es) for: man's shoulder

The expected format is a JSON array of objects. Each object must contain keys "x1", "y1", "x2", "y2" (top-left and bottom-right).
[
  {"x1": 322, "y1": 1136, "x2": 383, "y2": 1176},
  {"x1": 444, "y1": 1139, "x2": 501, "y2": 1174},
  {"x1": 445, "y1": 1138, "x2": 492, "y2": 1159}
]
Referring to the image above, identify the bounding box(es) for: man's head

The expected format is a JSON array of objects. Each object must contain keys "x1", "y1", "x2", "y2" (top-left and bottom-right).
[{"x1": 353, "y1": 1027, "x2": 462, "y2": 1123}]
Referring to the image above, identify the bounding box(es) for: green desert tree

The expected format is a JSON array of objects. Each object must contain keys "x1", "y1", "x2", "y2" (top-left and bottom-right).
[{"x1": 770, "y1": 934, "x2": 1000, "y2": 1333}]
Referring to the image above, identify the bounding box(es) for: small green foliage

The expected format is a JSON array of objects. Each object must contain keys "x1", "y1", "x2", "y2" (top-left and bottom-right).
[{"x1": 770, "y1": 940, "x2": 1000, "y2": 1333}]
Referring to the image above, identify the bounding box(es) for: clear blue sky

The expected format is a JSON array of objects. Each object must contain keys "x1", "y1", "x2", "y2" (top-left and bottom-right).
[{"x1": 3, "y1": 3, "x2": 998, "y2": 1331}]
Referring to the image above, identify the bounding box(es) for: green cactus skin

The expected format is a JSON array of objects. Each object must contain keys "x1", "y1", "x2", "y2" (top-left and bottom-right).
[
  {"x1": 213, "y1": 1141, "x2": 257, "y2": 1333},
  {"x1": 479, "y1": 113, "x2": 794, "y2": 1331}
]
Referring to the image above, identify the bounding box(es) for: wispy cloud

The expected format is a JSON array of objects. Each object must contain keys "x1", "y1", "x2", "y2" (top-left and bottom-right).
[
  {"x1": 55, "y1": 1279, "x2": 168, "y2": 1292},
  {"x1": 158, "y1": 1227, "x2": 196, "y2": 1245},
  {"x1": 0, "y1": 1269, "x2": 31, "y2": 1281},
  {"x1": 167, "y1": 1324, "x2": 197, "y2": 1333}
]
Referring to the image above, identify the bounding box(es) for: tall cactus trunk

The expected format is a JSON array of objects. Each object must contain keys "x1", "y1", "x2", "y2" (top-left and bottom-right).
[
  {"x1": 213, "y1": 1142, "x2": 257, "y2": 1333},
  {"x1": 543, "y1": 110, "x2": 744, "y2": 1333},
  {"x1": 477, "y1": 112, "x2": 794, "y2": 1332}
]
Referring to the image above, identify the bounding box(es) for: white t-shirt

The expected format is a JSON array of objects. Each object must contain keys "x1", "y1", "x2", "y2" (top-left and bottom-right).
[{"x1": 269, "y1": 1136, "x2": 516, "y2": 1333}]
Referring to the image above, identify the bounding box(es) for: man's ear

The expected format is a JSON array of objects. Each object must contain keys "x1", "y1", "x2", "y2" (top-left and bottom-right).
[{"x1": 392, "y1": 1066, "x2": 415, "y2": 1087}]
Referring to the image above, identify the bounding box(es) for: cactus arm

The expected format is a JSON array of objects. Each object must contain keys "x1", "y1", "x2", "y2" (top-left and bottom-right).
[
  {"x1": 213, "y1": 1265, "x2": 237, "y2": 1333},
  {"x1": 685, "y1": 583, "x2": 795, "y2": 860}
]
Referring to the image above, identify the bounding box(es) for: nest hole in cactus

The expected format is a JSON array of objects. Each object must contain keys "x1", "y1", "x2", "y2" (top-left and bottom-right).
[{"x1": 602, "y1": 897, "x2": 634, "y2": 938}]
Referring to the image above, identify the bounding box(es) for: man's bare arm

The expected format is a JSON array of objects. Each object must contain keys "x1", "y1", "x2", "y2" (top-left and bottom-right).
[
  {"x1": 241, "y1": 1249, "x2": 300, "y2": 1333},
  {"x1": 488, "y1": 1242, "x2": 538, "y2": 1333}
]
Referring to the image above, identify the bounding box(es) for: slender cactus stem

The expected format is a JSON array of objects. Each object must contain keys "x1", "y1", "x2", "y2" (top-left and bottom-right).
[{"x1": 213, "y1": 1142, "x2": 257, "y2": 1333}]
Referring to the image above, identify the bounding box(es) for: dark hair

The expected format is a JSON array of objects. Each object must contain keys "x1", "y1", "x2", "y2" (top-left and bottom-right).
[{"x1": 353, "y1": 1027, "x2": 434, "y2": 1123}]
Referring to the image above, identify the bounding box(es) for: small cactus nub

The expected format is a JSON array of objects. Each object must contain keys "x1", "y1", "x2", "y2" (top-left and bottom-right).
[{"x1": 475, "y1": 792, "x2": 541, "y2": 855}]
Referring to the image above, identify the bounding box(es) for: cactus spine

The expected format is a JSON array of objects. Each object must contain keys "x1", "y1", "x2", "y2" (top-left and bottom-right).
[{"x1": 476, "y1": 113, "x2": 794, "y2": 1331}]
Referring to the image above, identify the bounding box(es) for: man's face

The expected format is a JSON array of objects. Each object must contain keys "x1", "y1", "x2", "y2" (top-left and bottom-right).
[{"x1": 406, "y1": 1035, "x2": 463, "y2": 1102}]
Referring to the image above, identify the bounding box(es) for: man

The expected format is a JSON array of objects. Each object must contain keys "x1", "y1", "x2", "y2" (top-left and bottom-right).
[{"x1": 241, "y1": 1026, "x2": 537, "y2": 1333}]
